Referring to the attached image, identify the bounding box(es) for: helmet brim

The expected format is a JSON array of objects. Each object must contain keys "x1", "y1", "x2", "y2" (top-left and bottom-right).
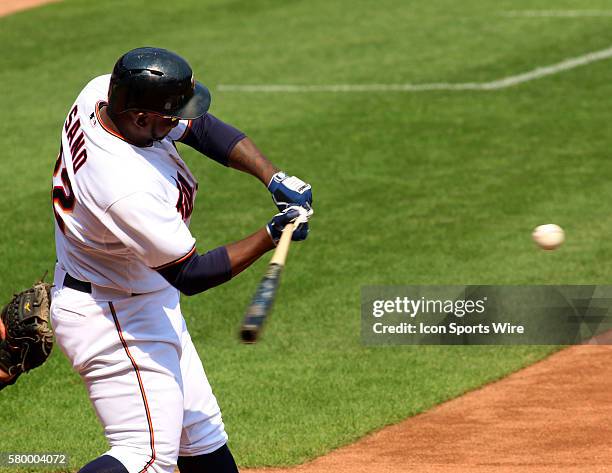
[{"x1": 173, "y1": 81, "x2": 211, "y2": 120}]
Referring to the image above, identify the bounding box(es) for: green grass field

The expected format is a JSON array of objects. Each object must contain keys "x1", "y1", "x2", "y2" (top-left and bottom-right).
[{"x1": 1, "y1": 0, "x2": 612, "y2": 470}]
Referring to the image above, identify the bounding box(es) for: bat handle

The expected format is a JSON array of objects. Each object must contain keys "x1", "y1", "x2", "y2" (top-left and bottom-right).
[{"x1": 270, "y1": 222, "x2": 296, "y2": 266}]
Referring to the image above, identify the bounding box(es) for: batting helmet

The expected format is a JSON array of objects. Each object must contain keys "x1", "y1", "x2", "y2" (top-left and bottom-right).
[{"x1": 108, "y1": 47, "x2": 211, "y2": 120}]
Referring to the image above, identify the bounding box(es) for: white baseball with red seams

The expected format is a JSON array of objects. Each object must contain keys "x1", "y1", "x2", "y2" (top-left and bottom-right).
[{"x1": 51, "y1": 75, "x2": 228, "y2": 473}]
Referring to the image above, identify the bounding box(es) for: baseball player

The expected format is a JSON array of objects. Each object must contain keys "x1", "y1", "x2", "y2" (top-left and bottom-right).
[{"x1": 50, "y1": 47, "x2": 313, "y2": 473}]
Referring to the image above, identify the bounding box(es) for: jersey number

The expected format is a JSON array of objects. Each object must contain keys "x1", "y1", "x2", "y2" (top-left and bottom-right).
[{"x1": 52, "y1": 145, "x2": 75, "y2": 234}]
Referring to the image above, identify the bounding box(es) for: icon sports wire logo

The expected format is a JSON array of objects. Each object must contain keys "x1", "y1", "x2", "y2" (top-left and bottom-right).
[
  {"x1": 362, "y1": 286, "x2": 612, "y2": 346},
  {"x1": 371, "y1": 296, "x2": 487, "y2": 318}
]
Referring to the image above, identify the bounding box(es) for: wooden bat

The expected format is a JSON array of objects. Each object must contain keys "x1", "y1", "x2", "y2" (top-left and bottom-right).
[{"x1": 239, "y1": 222, "x2": 296, "y2": 344}]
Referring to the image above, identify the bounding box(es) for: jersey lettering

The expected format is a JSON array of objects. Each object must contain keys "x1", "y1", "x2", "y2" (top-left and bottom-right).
[
  {"x1": 64, "y1": 105, "x2": 78, "y2": 132},
  {"x1": 52, "y1": 146, "x2": 76, "y2": 233},
  {"x1": 63, "y1": 105, "x2": 88, "y2": 173},
  {"x1": 174, "y1": 172, "x2": 195, "y2": 221}
]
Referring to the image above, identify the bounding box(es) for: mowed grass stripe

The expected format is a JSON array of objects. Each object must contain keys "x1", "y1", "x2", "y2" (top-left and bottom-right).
[
  {"x1": 502, "y1": 9, "x2": 612, "y2": 17},
  {"x1": 218, "y1": 44, "x2": 612, "y2": 92}
]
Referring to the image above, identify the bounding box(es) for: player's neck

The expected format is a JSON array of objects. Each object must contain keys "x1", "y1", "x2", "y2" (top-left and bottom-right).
[{"x1": 99, "y1": 105, "x2": 152, "y2": 147}]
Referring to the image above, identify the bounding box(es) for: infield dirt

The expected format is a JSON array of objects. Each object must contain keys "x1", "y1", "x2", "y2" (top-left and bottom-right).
[
  {"x1": 248, "y1": 343, "x2": 612, "y2": 473},
  {"x1": 3, "y1": 1, "x2": 612, "y2": 472},
  {"x1": 0, "y1": 0, "x2": 59, "y2": 16}
]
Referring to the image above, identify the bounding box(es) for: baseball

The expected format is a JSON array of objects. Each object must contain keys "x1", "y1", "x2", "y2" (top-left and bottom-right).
[{"x1": 532, "y1": 224, "x2": 565, "y2": 250}]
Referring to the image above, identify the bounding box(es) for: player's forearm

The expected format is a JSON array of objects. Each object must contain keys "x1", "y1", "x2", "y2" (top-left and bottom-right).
[
  {"x1": 226, "y1": 227, "x2": 275, "y2": 277},
  {"x1": 179, "y1": 115, "x2": 279, "y2": 184},
  {"x1": 228, "y1": 137, "x2": 279, "y2": 186},
  {"x1": 157, "y1": 228, "x2": 274, "y2": 295}
]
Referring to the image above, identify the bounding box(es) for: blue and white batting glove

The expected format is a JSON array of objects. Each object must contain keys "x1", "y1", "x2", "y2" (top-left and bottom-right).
[
  {"x1": 266, "y1": 205, "x2": 313, "y2": 244},
  {"x1": 267, "y1": 171, "x2": 312, "y2": 211}
]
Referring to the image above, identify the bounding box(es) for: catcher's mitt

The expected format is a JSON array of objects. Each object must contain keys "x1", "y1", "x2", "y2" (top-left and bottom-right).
[{"x1": 0, "y1": 281, "x2": 53, "y2": 390}]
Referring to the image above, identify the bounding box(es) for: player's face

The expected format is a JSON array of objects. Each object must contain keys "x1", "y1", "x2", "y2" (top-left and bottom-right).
[
  {"x1": 129, "y1": 112, "x2": 180, "y2": 146},
  {"x1": 150, "y1": 114, "x2": 180, "y2": 142}
]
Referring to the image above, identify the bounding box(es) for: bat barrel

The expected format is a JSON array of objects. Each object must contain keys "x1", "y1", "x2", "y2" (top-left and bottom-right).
[
  {"x1": 240, "y1": 324, "x2": 261, "y2": 344},
  {"x1": 239, "y1": 263, "x2": 284, "y2": 343}
]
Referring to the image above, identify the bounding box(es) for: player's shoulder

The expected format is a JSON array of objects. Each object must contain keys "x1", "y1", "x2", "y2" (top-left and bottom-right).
[
  {"x1": 78, "y1": 74, "x2": 111, "y2": 101},
  {"x1": 66, "y1": 76, "x2": 172, "y2": 208},
  {"x1": 75, "y1": 148, "x2": 163, "y2": 208},
  {"x1": 73, "y1": 141, "x2": 175, "y2": 216},
  {"x1": 65, "y1": 74, "x2": 111, "y2": 126}
]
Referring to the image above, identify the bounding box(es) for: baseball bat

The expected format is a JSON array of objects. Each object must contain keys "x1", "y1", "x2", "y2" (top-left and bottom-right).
[{"x1": 239, "y1": 222, "x2": 296, "y2": 344}]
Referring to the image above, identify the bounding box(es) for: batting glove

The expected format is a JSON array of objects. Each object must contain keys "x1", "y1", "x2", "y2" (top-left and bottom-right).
[
  {"x1": 266, "y1": 205, "x2": 313, "y2": 244},
  {"x1": 268, "y1": 171, "x2": 312, "y2": 211}
]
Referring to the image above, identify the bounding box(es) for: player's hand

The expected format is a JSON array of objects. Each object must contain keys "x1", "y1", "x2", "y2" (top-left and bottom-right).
[
  {"x1": 267, "y1": 172, "x2": 312, "y2": 211},
  {"x1": 266, "y1": 205, "x2": 313, "y2": 244}
]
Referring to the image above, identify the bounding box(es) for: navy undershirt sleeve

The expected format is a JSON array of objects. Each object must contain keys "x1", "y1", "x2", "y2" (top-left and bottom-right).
[
  {"x1": 179, "y1": 113, "x2": 246, "y2": 166},
  {"x1": 157, "y1": 246, "x2": 232, "y2": 296}
]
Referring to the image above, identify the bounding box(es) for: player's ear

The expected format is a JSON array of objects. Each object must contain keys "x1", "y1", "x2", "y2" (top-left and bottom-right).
[{"x1": 135, "y1": 113, "x2": 149, "y2": 128}]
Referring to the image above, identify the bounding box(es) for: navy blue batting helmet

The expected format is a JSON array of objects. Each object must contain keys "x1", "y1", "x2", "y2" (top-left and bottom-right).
[{"x1": 108, "y1": 47, "x2": 211, "y2": 120}]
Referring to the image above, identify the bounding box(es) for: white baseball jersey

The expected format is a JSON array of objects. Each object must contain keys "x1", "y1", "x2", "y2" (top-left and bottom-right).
[{"x1": 52, "y1": 74, "x2": 198, "y2": 294}]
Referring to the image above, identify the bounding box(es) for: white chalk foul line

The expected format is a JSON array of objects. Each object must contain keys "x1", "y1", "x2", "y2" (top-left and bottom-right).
[
  {"x1": 502, "y1": 10, "x2": 612, "y2": 18},
  {"x1": 217, "y1": 45, "x2": 612, "y2": 93}
]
